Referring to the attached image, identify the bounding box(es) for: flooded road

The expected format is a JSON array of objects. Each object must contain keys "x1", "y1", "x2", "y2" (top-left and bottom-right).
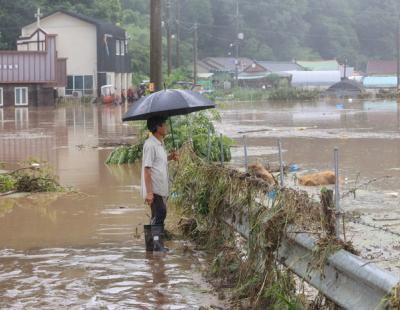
[
  {"x1": 0, "y1": 105, "x2": 220, "y2": 309},
  {"x1": 2, "y1": 99, "x2": 400, "y2": 308},
  {"x1": 218, "y1": 99, "x2": 400, "y2": 276}
]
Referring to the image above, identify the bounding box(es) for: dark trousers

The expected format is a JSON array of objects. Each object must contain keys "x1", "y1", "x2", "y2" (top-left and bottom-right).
[{"x1": 150, "y1": 194, "x2": 167, "y2": 225}]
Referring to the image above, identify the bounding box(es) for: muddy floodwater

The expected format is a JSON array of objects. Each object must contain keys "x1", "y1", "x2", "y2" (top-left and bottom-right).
[
  {"x1": 217, "y1": 99, "x2": 400, "y2": 276},
  {"x1": 0, "y1": 105, "x2": 221, "y2": 309},
  {"x1": 1, "y1": 99, "x2": 400, "y2": 308}
]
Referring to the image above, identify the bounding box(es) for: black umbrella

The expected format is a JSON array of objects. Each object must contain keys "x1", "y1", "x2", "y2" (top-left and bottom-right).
[
  {"x1": 122, "y1": 89, "x2": 216, "y2": 148},
  {"x1": 122, "y1": 89, "x2": 215, "y2": 121}
]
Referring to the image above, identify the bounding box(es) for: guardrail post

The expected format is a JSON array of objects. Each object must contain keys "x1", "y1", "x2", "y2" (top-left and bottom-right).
[
  {"x1": 243, "y1": 135, "x2": 248, "y2": 172},
  {"x1": 334, "y1": 147, "x2": 340, "y2": 238},
  {"x1": 278, "y1": 139, "x2": 284, "y2": 187}
]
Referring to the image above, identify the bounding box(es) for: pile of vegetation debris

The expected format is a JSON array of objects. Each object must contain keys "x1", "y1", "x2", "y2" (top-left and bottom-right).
[
  {"x1": 0, "y1": 161, "x2": 64, "y2": 194},
  {"x1": 170, "y1": 145, "x2": 399, "y2": 309},
  {"x1": 106, "y1": 111, "x2": 233, "y2": 165}
]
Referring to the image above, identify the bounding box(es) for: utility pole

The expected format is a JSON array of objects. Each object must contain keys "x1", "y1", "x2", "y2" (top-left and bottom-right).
[
  {"x1": 166, "y1": 0, "x2": 172, "y2": 76},
  {"x1": 175, "y1": 0, "x2": 181, "y2": 68},
  {"x1": 397, "y1": 18, "x2": 400, "y2": 92},
  {"x1": 193, "y1": 23, "x2": 198, "y2": 86},
  {"x1": 234, "y1": 0, "x2": 240, "y2": 88},
  {"x1": 150, "y1": 0, "x2": 163, "y2": 91}
]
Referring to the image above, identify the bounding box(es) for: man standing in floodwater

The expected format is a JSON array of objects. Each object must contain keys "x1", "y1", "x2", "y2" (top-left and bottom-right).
[{"x1": 141, "y1": 116, "x2": 178, "y2": 252}]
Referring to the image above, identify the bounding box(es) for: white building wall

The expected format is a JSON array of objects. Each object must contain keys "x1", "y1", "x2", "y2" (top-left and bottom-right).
[
  {"x1": 115, "y1": 73, "x2": 120, "y2": 95},
  {"x1": 21, "y1": 12, "x2": 98, "y2": 95}
]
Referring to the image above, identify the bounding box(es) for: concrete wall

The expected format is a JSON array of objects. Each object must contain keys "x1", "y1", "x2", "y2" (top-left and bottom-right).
[{"x1": 22, "y1": 13, "x2": 98, "y2": 94}]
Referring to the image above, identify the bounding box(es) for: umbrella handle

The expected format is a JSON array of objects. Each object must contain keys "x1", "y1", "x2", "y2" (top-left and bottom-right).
[{"x1": 169, "y1": 118, "x2": 177, "y2": 150}]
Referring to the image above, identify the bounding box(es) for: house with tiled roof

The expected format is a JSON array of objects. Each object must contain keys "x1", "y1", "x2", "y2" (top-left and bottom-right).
[
  {"x1": 245, "y1": 61, "x2": 303, "y2": 73},
  {"x1": 199, "y1": 57, "x2": 253, "y2": 74}
]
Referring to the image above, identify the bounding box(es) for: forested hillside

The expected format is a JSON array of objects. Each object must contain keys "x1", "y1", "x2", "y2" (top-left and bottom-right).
[{"x1": 1, "y1": 0, "x2": 398, "y2": 76}]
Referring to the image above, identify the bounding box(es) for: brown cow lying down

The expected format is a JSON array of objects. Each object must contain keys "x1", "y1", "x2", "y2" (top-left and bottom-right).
[
  {"x1": 248, "y1": 163, "x2": 277, "y2": 185},
  {"x1": 298, "y1": 171, "x2": 336, "y2": 186}
]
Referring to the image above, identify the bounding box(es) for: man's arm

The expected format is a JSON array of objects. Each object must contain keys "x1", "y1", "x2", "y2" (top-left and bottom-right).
[{"x1": 144, "y1": 167, "x2": 154, "y2": 205}]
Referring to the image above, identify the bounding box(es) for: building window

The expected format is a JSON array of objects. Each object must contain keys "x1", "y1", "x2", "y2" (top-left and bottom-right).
[
  {"x1": 106, "y1": 73, "x2": 112, "y2": 85},
  {"x1": 66, "y1": 75, "x2": 94, "y2": 95},
  {"x1": 15, "y1": 87, "x2": 28, "y2": 106},
  {"x1": 116, "y1": 40, "x2": 120, "y2": 56},
  {"x1": 75, "y1": 76, "x2": 83, "y2": 90},
  {"x1": 0, "y1": 88, "x2": 3, "y2": 107},
  {"x1": 120, "y1": 40, "x2": 125, "y2": 56},
  {"x1": 84, "y1": 75, "x2": 94, "y2": 95}
]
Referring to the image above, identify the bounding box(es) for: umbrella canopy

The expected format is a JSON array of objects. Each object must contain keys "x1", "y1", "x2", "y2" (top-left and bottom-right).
[{"x1": 122, "y1": 89, "x2": 216, "y2": 121}]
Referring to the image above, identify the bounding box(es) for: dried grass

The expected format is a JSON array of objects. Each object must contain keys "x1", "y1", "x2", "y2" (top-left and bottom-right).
[{"x1": 171, "y1": 145, "x2": 360, "y2": 309}]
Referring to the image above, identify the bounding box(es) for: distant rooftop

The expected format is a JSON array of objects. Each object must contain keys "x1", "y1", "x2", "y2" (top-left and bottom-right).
[
  {"x1": 256, "y1": 61, "x2": 303, "y2": 72},
  {"x1": 24, "y1": 10, "x2": 126, "y2": 37},
  {"x1": 366, "y1": 60, "x2": 398, "y2": 76},
  {"x1": 363, "y1": 76, "x2": 398, "y2": 88},
  {"x1": 288, "y1": 70, "x2": 341, "y2": 87},
  {"x1": 201, "y1": 57, "x2": 253, "y2": 73},
  {"x1": 296, "y1": 60, "x2": 339, "y2": 71}
]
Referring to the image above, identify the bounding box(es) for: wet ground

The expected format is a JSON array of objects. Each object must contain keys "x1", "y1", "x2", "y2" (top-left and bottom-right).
[
  {"x1": 0, "y1": 104, "x2": 221, "y2": 309},
  {"x1": 217, "y1": 99, "x2": 400, "y2": 276}
]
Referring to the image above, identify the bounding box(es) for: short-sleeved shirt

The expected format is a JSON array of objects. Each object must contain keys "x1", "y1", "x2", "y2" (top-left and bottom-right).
[{"x1": 141, "y1": 135, "x2": 169, "y2": 198}]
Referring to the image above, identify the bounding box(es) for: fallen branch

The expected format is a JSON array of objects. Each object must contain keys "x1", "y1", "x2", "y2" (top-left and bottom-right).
[
  {"x1": 341, "y1": 175, "x2": 393, "y2": 199},
  {"x1": 0, "y1": 190, "x2": 17, "y2": 197}
]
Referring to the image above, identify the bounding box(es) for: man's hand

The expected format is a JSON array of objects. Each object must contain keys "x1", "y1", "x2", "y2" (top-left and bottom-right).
[
  {"x1": 145, "y1": 192, "x2": 154, "y2": 205},
  {"x1": 168, "y1": 150, "x2": 179, "y2": 161}
]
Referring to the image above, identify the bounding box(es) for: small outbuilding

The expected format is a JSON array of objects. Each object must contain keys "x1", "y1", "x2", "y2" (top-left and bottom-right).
[{"x1": 325, "y1": 79, "x2": 365, "y2": 97}]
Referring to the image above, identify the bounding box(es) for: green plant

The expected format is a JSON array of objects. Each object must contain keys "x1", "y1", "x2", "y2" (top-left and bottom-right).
[
  {"x1": 105, "y1": 111, "x2": 233, "y2": 165},
  {"x1": 0, "y1": 162, "x2": 65, "y2": 193},
  {"x1": 0, "y1": 174, "x2": 16, "y2": 192},
  {"x1": 268, "y1": 87, "x2": 320, "y2": 101}
]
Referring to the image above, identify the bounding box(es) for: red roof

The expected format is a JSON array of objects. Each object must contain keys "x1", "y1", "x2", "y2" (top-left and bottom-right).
[{"x1": 367, "y1": 60, "x2": 398, "y2": 75}]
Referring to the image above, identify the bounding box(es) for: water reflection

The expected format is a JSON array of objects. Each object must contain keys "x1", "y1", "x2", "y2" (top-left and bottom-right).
[
  {"x1": 14, "y1": 108, "x2": 29, "y2": 130},
  {"x1": 0, "y1": 104, "x2": 220, "y2": 309}
]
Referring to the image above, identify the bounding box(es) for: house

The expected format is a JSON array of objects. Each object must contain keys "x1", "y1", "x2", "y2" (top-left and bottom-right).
[
  {"x1": 296, "y1": 60, "x2": 339, "y2": 71},
  {"x1": 237, "y1": 60, "x2": 301, "y2": 88},
  {"x1": 0, "y1": 28, "x2": 67, "y2": 107},
  {"x1": 287, "y1": 71, "x2": 341, "y2": 89},
  {"x1": 20, "y1": 10, "x2": 132, "y2": 98},
  {"x1": 244, "y1": 61, "x2": 303, "y2": 74},
  {"x1": 198, "y1": 57, "x2": 253, "y2": 74},
  {"x1": 366, "y1": 60, "x2": 397, "y2": 76}
]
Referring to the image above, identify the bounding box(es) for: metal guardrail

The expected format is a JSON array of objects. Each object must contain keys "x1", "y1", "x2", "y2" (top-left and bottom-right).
[
  {"x1": 221, "y1": 140, "x2": 400, "y2": 309},
  {"x1": 224, "y1": 216, "x2": 400, "y2": 310}
]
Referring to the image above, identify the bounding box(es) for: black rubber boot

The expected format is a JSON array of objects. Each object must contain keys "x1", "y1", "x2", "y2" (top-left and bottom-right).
[
  {"x1": 151, "y1": 224, "x2": 168, "y2": 252},
  {"x1": 144, "y1": 225, "x2": 153, "y2": 252}
]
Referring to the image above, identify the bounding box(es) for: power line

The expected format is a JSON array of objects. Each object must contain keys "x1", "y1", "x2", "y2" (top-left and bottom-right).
[{"x1": 181, "y1": 20, "x2": 394, "y2": 44}]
